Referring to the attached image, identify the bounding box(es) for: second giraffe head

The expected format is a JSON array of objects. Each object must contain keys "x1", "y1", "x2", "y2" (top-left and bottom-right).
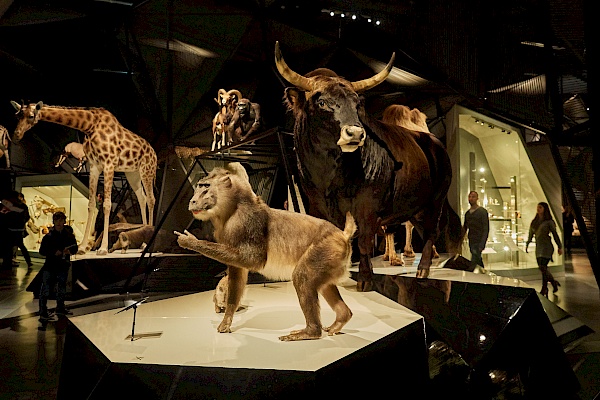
[{"x1": 10, "y1": 100, "x2": 44, "y2": 143}]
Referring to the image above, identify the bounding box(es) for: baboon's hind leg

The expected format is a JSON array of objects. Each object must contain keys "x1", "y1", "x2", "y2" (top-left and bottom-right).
[
  {"x1": 279, "y1": 263, "x2": 323, "y2": 342},
  {"x1": 320, "y1": 283, "x2": 352, "y2": 335}
]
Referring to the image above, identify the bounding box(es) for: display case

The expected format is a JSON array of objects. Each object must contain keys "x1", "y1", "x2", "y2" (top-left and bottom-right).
[
  {"x1": 450, "y1": 105, "x2": 564, "y2": 272},
  {"x1": 16, "y1": 174, "x2": 89, "y2": 254}
]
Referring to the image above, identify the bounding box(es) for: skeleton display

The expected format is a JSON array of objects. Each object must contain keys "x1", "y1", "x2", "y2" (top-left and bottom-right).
[{"x1": 176, "y1": 162, "x2": 357, "y2": 341}]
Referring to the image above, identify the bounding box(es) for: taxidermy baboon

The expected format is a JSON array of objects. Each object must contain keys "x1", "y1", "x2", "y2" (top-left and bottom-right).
[{"x1": 175, "y1": 162, "x2": 357, "y2": 341}]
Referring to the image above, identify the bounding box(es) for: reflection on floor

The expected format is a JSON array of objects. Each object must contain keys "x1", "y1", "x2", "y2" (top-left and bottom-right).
[{"x1": 0, "y1": 248, "x2": 599, "y2": 399}]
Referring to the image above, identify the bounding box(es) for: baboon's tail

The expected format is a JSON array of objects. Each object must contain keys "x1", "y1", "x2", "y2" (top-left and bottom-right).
[{"x1": 343, "y1": 212, "x2": 358, "y2": 240}]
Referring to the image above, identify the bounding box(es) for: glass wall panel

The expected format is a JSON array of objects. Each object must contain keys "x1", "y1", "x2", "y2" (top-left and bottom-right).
[{"x1": 454, "y1": 107, "x2": 563, "y2": 271}]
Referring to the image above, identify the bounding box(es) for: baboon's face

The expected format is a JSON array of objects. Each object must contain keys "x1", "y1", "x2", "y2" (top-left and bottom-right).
[
  {"x1": 188, "y1": 165, "x2": 250, "y2": 222},
  {"x1": 189, "y1": 182, "x2": 217, "y2": 221}
]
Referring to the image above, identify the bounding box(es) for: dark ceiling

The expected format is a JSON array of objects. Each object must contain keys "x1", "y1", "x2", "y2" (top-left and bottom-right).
[{"x1": 0, "y1": 0, "x2": 591, "y2": 173}]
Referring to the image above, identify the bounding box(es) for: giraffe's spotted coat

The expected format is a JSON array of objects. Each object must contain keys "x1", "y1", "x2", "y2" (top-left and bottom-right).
[{"x1": 11, "y1": 102, "x2": 157, "y2": 255}]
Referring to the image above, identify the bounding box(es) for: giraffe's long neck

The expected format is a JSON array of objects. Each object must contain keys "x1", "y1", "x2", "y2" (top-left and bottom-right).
[{"x1": 39, "y1": 106, "x2": 101, "y2": 135}]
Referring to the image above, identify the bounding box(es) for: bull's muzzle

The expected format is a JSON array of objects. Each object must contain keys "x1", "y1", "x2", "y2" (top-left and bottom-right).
[{"x1": 337, "y1": 125, "x2": 366, "y2": 152}]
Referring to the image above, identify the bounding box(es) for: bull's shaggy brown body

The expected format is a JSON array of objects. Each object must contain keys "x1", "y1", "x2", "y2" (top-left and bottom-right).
[
  {"x1": 175, "y1": 163, "x2": 357, "y2": 341},
  {"x1": 275, "y1": 41, "x2": 462, "y2": 291}
]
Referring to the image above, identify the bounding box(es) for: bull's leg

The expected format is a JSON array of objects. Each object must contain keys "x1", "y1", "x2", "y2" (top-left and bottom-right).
[
  {"x1": 218, "y1": 266, "x2": 248, "y2": 333},
  {"x1": 382, "y1": 225, "x2": 390, "y2": 261},
  {"x1": 320, "y1": 284, "x2": 352, "y2": 336},
  {"x1": 385, "y1": 232, "x2": 403, "y2": 266},
  {"x1": 355, "y1": 212, "x2": 379, "y2": 291},
  {"x1": 414, "y1": 216, "x2": 439, "y2": 279},
  {"x1": 404, "y1": 222, "x2": 416, "y2": 258}
]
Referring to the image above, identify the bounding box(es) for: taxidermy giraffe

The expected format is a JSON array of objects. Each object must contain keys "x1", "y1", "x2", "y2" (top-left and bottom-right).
[{"x1": 10, "y1": 101, "x2": 157, "y2": 255}]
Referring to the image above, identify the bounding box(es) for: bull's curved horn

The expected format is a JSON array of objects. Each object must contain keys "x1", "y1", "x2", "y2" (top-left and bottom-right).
[
  {"x1": 10, "y1": 100, "x2": 21, "y2": 112},
  {"x1": 351, "y1": 53, "x2": 396, "y2": 92},
  {"x1": 275, "y1": 41, "x2": 313, "y2": 91}
]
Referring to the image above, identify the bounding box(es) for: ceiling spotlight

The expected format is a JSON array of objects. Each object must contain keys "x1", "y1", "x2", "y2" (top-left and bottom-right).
[
  {"x1": 340, "y1": 13, "x2": 345, "y2": 17},
  {"x1": 367, "y1": 18, "x2": 372, "y2": 22},
  {"x1": 376, "y1": 20, "x2": 381, "y2": 25},
  {"x1": 352, "y1": 14, "x2": 357, "y2": 20}
]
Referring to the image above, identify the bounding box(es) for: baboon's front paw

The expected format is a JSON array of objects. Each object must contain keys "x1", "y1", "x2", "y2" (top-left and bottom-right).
[
  {"x1": 174, "y1": 230, "x2": 198, "y2": 250},
  {"x1": 96, "y1": 248, "x2": 108, "y2": 256},
  {"x1": 176, "y1": 236, "x2": 194, "y2": 250}
]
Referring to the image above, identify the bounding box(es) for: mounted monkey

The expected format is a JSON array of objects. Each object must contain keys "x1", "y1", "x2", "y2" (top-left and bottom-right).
[{"x1": 226, "y1": 98, "x2": 262, "y2": 143}]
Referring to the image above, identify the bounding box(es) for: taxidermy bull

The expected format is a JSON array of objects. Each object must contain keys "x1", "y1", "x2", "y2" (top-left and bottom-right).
[
  {"x1": 226, "y1": 98, "x2": 262, "y2": 142},
  {"x1": 175, "y1": 162, "x2": 357, "y2": 341},
  {"x1": 275, "y1": 41, "x2": 461, "y2": 291}
]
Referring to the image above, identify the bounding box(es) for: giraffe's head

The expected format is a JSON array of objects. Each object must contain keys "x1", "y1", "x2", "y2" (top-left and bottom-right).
[{"x1": 10, "y1": 100, "x2": 43, "y2": 143}]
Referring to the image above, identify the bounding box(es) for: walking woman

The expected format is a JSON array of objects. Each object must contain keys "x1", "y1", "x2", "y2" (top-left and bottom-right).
[{"x1": 526, "y1": 202, "x2": 563, "y2": 297}]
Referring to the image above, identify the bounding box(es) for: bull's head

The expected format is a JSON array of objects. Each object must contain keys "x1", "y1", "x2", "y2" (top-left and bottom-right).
[
  {"x1": 10, "y1": 100, "x2": 43, "y2": 144},
  {"x1": 275, "y1": 41, "x2": 394, "y2": 152}
]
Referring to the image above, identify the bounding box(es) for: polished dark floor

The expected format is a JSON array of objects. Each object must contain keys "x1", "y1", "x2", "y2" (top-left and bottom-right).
[{"x1": 0, "y1": 248, "x2": 599, "y2": 400}]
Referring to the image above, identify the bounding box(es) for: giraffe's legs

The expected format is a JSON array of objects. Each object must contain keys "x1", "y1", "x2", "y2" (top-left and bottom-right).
[
  {"x1": 140, "y1": 171, "x2": 155, "y2": 226},
  {"x1": 125, "y1": 171, "x2": 148, "y2": 225},
  {"x1": 98, "y1": 167, "x2": 115, "y2": 255},
  {"x1": 78, "y1": 165, "x2": 101, "y2": 254}
]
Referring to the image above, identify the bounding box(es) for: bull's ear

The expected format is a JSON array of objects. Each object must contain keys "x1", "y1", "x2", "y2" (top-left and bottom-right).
[{"x1": 283, "y1": 87, "x2": 304, "y2": 113}]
